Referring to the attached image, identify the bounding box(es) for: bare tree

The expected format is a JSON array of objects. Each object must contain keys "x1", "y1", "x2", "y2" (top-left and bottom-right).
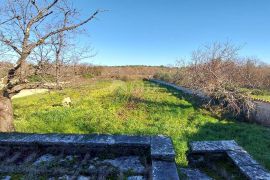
[
  {"x1": 51, "y1": 11, "x2": 67, "y2": 88},
  {"x1": 0, "y1": 0, "x2": 99, "y2": 131},
  {"x1": 31, "y1": 43, "x2": 54, "y2": 79}
]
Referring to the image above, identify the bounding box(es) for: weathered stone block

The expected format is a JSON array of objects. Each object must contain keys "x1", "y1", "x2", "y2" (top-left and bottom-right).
[
  {"x1": 238, "y1": 164, "x2": 270, "y2": 180},
  {"x1": 0, "y1": 133, "x2": 150, "y2": 147},
  {"x1": 227, "y1": 150, "x2": 259, "y2": 166},
  {"x1": 151, "y1": 135, "x2": 175, "y2": 161},
  {"x1": 112, "y1": 134, "x2": 151, "y2": 146},
  {"x1": 189, "y1": 140, "x2": 241, "y2": 153},
  {"x1": 152, "y1": 160, "x2": 179, "y2": 180}
]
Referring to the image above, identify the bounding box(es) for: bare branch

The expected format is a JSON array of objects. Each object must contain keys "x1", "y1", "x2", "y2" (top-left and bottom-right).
[
  {"x1": 0, "y1": 16, "x2": 21, "y2": 25},
  {"x1": 39, "y1": 10, "x2": 97, "y2": 42},
  {"x1": 30, "y1": 0, "x2": 40, "y2": 12},
  {"x1": 35, "y1": 10, "x2": 99, "y2": 47},
  {"x1": 0, "y1": 35, "x2": 22, "y2": 55},
  {"x1": 47, "y1": 0, "x2": 59, "y2": 10}
]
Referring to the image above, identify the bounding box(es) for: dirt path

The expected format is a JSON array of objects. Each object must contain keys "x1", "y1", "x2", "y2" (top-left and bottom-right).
[{"x1": 12, "y1": 89, "x2": 49, "y2": 99}]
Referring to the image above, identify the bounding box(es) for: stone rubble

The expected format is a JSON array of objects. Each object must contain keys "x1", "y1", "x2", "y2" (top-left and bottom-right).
[
  {"x1": 102, "y1": 156, "x2": 145, "y2": 174},
  {"x1": 33, "y1": 154, "x2": 56, "y2": 166}
]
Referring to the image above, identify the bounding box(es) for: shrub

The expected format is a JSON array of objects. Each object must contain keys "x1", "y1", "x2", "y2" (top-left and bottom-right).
[
  {"x1": 153, "y1": 72, "x2": 174, "y2": 82},
  {"x1": 82, "y1": 73, "x2": 94, "y2": 79},
  {"x1": 120, "y1": 75, "x2": 130, "y2": 82},
  {"x1": 251, "y1": 89, "x2": 265, "y2": 96},
  {"x1": 163, "y1": 42, "x2": 256, "y2": 120},
  {"x1": 28, "y1": 74, "x2": 55, "y2": 83}
]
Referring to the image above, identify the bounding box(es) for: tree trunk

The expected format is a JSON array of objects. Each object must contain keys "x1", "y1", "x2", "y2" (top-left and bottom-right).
[
  {"x1": 56, "y1": 59, "x2": 60, "y2": 87},
  {"x1": 1, "y1": 54, "x2": 28, "y2": 132},
  {"x1": 55, "y1": 52, "x2": 61, "y2": 88},
  {"x1": 7, "y1": 55, "x2": 28, "y2": 85},
  {"x1": 0, "y1": 93, "x2": 14, "y2": 132},
  {"x1": 19, "y1": 59, "x2": 27, "y2": 82}
]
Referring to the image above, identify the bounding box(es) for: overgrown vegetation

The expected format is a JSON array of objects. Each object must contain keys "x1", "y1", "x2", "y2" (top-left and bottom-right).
[
  {"x1": 154, "y1": 42, "x2": 270, "y2": 119},
  {"x1": 13, "y1": 80, "x2": 270, "y2": 170}
]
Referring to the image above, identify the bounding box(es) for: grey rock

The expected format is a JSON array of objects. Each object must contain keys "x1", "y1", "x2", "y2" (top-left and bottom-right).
[
  {"x1": 103, "y1": 156, "x2": 145, "y2": 174},
  {"x1": 2, "y1": 176, "x2": 11, "y2": 180},
  {"x1": 59, "y1": 155, "x2": 76, "y2": 164},
  {"x1": 96, "y1": 164, "x2": 120, "y2": 178},
  {"x1": 33, "y1": 154, "x2": 55, "y2": 165},
  {"x1": 58, "y1": 175, "x2": 72, "y2": 180},
  {"x1": 88, "y1": 164, "x2": 96, "y2": 173},
  {"x1": 77, "y1": 176, "x2": 90, "y2": 180},
  {"x1": 180, "y1": 168, "x2": 212, "y2": 180},
  {"x1": 88, "y1": 164, "x2": 95, "y2": 170}
]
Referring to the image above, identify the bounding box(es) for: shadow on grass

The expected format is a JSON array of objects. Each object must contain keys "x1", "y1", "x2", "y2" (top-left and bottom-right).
[
  {"x1": 144, "y1": 80, "x2": 241, "y2": 122},
  {"x1": 128, "y1": 96, "x2": 193, "y2": 110},
  {"x1": 106, "y1": 83, "x2": 194, "y2": 112},
  {"x1": 144, "y1": 80, "x2": 204, "y2": 109}
]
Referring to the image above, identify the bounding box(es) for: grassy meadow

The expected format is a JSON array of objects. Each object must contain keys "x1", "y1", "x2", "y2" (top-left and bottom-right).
[{"x1": 13, "y1": 80, "x2": 270, "y2": 170}]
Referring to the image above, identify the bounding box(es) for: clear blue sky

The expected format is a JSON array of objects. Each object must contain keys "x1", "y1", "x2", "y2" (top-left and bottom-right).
[{"x1": 74, "y1": 0, "x2": 270, "y2": 66}]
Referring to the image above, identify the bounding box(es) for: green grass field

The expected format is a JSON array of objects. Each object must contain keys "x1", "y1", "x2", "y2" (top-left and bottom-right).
[{"x1": 13, "y1": 80, "x2": 270, "y2": 170}]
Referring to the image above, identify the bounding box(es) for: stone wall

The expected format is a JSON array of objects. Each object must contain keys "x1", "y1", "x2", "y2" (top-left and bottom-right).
[
  {"x1": 0, "y1": 133, "x2": 179, "y2": 180},
  {"x1": 188, "y1": 140, "x2": 270, "y2": 179},
  {"x1": 150, "y1": 79, "x2": 270, "y2": 127}
]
